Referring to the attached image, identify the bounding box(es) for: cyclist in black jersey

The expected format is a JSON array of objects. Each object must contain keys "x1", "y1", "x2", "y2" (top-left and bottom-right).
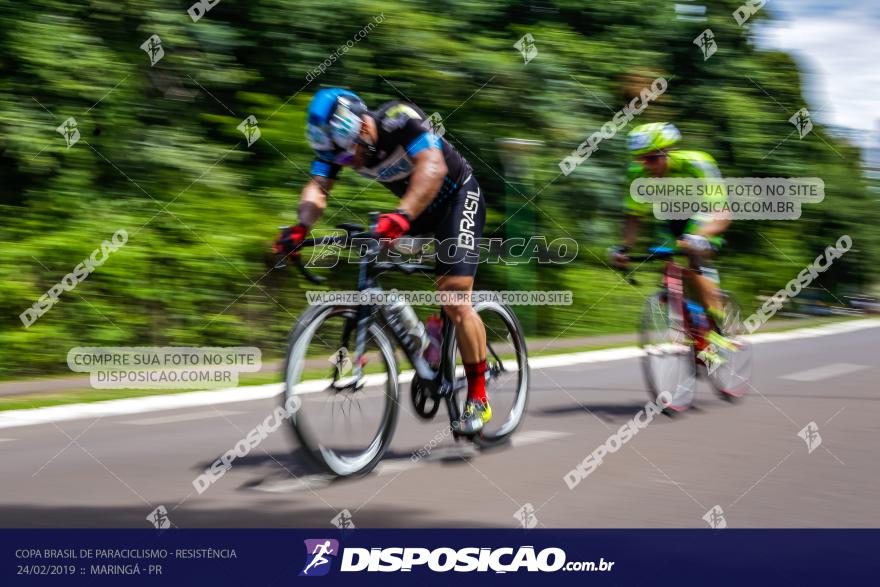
[{"x1": 274, "y1": 88, "x2": 492, "y2": 433}]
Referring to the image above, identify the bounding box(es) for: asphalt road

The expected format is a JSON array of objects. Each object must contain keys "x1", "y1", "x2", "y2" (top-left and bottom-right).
[{"x1": 1, "y1": 321, "x2": 877, "y2": 528}]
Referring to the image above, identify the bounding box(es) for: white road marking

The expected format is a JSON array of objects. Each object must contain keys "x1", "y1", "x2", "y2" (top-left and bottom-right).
[
  {"x1": 528, "y1": 347, "x2": 643, "y2": 370},
  {"x1": 780, "y1": 363, "x2": 869, "y2": 382},
  {"x1": 253, "y1": 430, "x2": 573, "y2": 494},
  {"x1": 0, "y1": 319, "x2": 877, "y2": 430},
  {"x1": 253, "y1": 475, "x2": 335, "y2": 494},
  {"x1": 653, "y1": 478, "x2": 687, "y2": 486},
  {"x1": 0, "y1": 383, "x2": 284, "y2": 431},
  {"x1": 745, "y1": 319, "x2": 878, "y2": 344},
  {"x1": 510, "y1": 429, "x2": 570, "y2": 447},
  {"x1": 0, "y1": 438, "x2": 15, "y2": 443},
  {"x1": 119, "y1": 409, "x2": 244, "y2": 426}
]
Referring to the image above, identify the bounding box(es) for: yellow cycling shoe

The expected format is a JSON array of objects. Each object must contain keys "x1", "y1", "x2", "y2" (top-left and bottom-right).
[
  {"x1": 458, "y1": 399, "x2": 492, "y2": 434},
  {"x1": 706, "y1": 330, "x2": 738, "y2": 352},
  {"x1": 698, "y1": 331, "x2": 738, "y2": 371}
]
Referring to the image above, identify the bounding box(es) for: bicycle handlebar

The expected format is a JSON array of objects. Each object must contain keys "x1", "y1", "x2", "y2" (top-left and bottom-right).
[
  {"x1": 626, "y1": 250, "x2": 676, "y2": 263},
  {"x1": 610, "y1": 247, "x2": 680, "y2": 286},
  {"x1": 274, "y1": 216, "x2": 434, "y2": 283},
  {"x1": 276, "y1": 227, "x2": 375, "y2": 284}
]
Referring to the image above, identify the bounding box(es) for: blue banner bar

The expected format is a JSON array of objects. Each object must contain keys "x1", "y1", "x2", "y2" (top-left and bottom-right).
[{"x1": 3, "y1": 529, "x2": 877, "y2": 585}]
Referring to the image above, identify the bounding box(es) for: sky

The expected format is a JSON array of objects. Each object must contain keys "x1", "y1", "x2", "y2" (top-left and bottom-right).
[{"x1": 756, "y1": 0, "x2": 879, "y2": 146}]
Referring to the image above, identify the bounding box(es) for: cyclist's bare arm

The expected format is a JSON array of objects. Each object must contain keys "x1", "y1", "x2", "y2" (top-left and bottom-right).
[
  {"x1": 397, "y1": 148, "x2": 448, "y2": 219},
  {"x1": 611, "y1": 214, "x2": 640, "y2": 268},
  {"x1": 298, "y1": 176, "x2": 333, "y2": 227},
  {"x1": 677, "y1": 214, "x2": 730, "y2": 255}
]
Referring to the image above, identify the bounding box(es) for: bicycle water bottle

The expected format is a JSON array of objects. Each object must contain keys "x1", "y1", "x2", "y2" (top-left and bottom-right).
[
  {"x1": 384, "y1": 293, "x2": 429, "y2": 354},
  {"x1": 423, "y1": 314, "x2": 443, "y2": 367}
]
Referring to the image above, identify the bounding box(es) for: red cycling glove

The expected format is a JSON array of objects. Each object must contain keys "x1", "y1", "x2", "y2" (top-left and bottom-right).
[
  {"x1": 373, "y1": 211, "x2": 411, "y2": 240},
  {"x1": 273, "y1": 224, "x2": 308, "y2": 257}
]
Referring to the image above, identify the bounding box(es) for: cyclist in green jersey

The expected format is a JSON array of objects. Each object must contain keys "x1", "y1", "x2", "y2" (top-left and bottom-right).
[{"x1": 611, "y1": 122, "x2": 735, "y2": 357}]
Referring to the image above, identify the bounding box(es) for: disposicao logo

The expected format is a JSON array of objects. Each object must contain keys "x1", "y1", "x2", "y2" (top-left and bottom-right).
[{"x1": 300, "y1": 539, "x2": 339, "y2": 577}]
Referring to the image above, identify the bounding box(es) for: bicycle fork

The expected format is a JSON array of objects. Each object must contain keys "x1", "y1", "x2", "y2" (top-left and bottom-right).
[{"x1": 351, "y1": 236, "x2": 379, "y2": 382}]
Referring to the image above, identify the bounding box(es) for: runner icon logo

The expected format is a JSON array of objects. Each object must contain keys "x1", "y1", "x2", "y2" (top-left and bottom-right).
[{"x1": 300, "y1": 539, "x2": 340, "y2": 577}]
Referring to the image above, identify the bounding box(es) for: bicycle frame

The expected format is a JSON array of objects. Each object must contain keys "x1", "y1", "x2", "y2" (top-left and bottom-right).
[
  {"x1": 355, "y1": 257, "x2": 467, "y2": 426},
  {"x1": 666, "y1": 260, "x2": 713, "y2": 346},
  {"x1": 293, "y1": 224, "x2": 467, "y2": 427},
  {"x1": 631, "y1": 249, "x2": 710, "y2": 345}
]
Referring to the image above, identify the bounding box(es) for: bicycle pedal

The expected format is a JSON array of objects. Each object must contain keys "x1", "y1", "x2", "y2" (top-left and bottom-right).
[{"x1": 451, "y1": 428, "x2": 477, "y2": 441}]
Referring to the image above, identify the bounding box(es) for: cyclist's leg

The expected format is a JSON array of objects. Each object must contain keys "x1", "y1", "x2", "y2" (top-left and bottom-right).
[
  {"x1": 437, "y1": 274, "x2": 486, "y2": 371},
  {"x1": 686, "y1": 261, "x2": 736, "y2": 367},
  {"x1": 681, "y1": 244, "x2": 738, "y2": 370},
  {"x1": 675, "y1": 218, "x2": 726, "y2": 328},
  {"x1": 430, "y1": 174, "x2": 489, "y2": 431},
  {"x1": 685, "y1": 260, "x2": 722, "y2": 322}
]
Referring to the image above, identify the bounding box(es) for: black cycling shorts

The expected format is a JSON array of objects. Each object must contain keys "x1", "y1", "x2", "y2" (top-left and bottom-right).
[{"x1": 408, "y1": 174, "x2": 485, "y2": 277}]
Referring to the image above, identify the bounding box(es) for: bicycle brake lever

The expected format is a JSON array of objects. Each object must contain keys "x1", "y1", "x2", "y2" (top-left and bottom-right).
[{"x1": 294, "y1": 254, "x2": 326, "y2": 284}]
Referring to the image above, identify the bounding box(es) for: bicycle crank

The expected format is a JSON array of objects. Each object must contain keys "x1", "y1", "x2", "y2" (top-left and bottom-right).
[{"x1": 410, "y1": 374, "x2": 441, "y2": 419}]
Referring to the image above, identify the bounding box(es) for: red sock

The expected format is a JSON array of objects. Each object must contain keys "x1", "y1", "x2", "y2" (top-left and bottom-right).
[{"x1": 464, "y1": 360, "x2": 487, "y2": 403}]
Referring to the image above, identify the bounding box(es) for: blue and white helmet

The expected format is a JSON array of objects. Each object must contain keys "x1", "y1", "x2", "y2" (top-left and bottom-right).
[{"x1": 306, "y1": 88, "x2": 368, "y2": 157}]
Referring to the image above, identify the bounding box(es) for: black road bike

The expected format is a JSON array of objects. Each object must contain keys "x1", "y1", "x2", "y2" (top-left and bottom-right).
[{"x1": 280, "y1": 216, "x2": 529, "y2": 477}]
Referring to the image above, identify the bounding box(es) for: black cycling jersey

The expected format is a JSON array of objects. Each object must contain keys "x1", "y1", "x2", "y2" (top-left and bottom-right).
[
  {"x1": 310, "y1": 100, "x2": 472, "y2": 201},
  {"x1": 309, "y1": 100, "x2": 483, "y2": 277}
]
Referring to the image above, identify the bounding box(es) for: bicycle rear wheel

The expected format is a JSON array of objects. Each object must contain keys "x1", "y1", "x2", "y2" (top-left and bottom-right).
[
  {"x1": 639, "y1": 292, "x2": 696, "y2": 411},
  {"x1": 283, "y1": 304, "x2": 399, "y2": 477},
  {"x1": 447, "y1": 301, "x2": 529, "y2": 447},
  {"x1": 707, "y1": 292, "x2": 753, "y2": 399}
]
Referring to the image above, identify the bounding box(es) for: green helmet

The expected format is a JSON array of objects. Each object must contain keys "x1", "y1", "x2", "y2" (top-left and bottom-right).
[{"x1": 627, "y1": 122, "x2": 681, "y2": 155}]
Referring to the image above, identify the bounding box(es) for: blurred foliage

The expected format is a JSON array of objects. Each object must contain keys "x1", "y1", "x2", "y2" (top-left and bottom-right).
[{"x1": 1, "y1": 0, "x2": 877, "y2": 378}]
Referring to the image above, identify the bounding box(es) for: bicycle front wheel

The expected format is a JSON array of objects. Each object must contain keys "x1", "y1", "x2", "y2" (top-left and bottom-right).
[
  {"x1": 283, "y1": 304, "x2": 399, "y2": 477},
  {"x1": 639, "y1": 292, "x2": 696, "y2": 411}
]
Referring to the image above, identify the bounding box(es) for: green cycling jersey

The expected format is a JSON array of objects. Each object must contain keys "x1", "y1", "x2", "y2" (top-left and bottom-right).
[{"x1": 623, "y1": 149, "x2": 726, "y2": 246}]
